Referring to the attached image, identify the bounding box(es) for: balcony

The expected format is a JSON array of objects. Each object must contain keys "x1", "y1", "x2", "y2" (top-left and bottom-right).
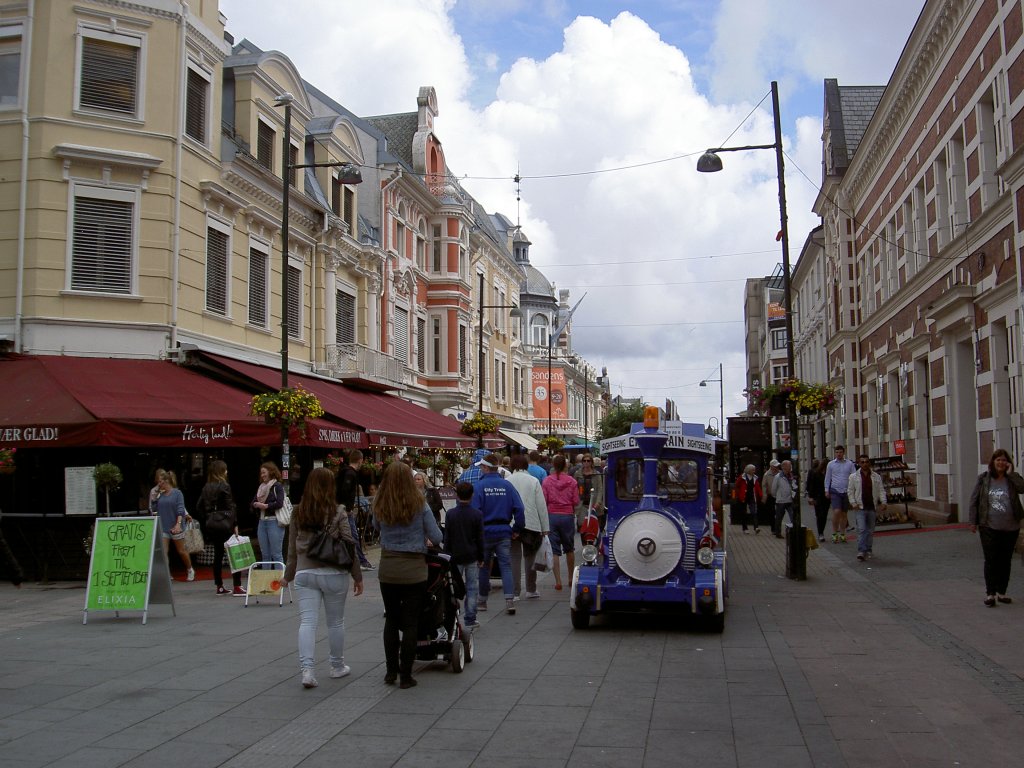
[{"x1": 325, "y1": 344, "x2": 407, "y2": 391}]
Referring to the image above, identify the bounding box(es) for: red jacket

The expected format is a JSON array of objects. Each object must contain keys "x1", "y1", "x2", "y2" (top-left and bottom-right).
[{"x1": 732, "y1": 474, "x2": 762, "y2": 506}]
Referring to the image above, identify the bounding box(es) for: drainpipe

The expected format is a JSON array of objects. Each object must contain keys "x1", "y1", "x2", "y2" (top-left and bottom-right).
[
  {"x1": 14, "y1": 0, "x2": 34, "y2": 353},
  {"x1": 168, "y1": 1, "x2": 188, "y2": 351}
]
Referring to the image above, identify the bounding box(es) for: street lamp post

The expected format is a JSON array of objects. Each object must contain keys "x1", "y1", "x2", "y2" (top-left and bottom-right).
[
  {"x1": 700, "y1": 362, "x2": 724, "y2": 439},
  {"x1": 275, "y1": 93, "x2": 362, "y2": 494},
  {"x1": 476, "y1": 271, "x2": 521, "y2": 445},
  {"x1": 697, "y1": 81, "x2": 804, "y2": 579}
]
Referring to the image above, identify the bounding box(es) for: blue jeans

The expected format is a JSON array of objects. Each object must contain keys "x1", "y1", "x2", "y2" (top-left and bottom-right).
[
  {"x1": 348, "y1": 516, "x2": 370, "y2": 566},
  {"x1": 294, "y1": 569, "x2": 350, "y2": 671},
  {"x1": 855, "y1": 508, "x2": 876, "y2": 554},
  {"x1": 258, "y1": 517, "x2": 285, "y2": 564},
  {"x1": 478, "y1": 537, "x2": 513, "y2": 602},
  {"x1": 457, "y1": 562, "x2": 479, "y2": 622}
]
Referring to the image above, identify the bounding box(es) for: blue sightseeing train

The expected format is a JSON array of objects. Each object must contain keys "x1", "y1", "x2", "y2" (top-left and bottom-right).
[{"x1": 570, "y1": 407, "x2": 728, "y2": 631}]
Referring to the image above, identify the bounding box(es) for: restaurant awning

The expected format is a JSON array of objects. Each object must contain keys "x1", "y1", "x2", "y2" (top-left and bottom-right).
[
  {"x1": 0, "y1": 354, "x2": 366, "y2": 449},
  {"x1": 500, "y1": 429, "x2": 539, "y2": 451},
  {"x1": 197, "y1": 354, "x2": 493, "y2": 450}
]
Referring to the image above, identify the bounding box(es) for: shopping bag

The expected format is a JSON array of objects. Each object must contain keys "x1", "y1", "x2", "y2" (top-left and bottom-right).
[
  {"x1": 182, "y1": 519, "x2": 205, "y2": 554},
  {"x1": 804, "y1": 527, "x2": 820, "y2": 551},
  {"x1": 533, "y1": 536, "x2": 554, "y2": 573},
  {"x1": 226, "y1": 534, "x2": 256, "y2": 573}
]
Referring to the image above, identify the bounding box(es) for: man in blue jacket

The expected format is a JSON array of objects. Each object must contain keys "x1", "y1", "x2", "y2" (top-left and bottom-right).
[{"x1": 471, "y1": 454, "x2": 526, "y2": 615}]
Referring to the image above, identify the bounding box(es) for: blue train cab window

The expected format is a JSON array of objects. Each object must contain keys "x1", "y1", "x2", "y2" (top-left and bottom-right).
[{"x1": 613, "y1": 458, "x2": 700, "y2": 501}]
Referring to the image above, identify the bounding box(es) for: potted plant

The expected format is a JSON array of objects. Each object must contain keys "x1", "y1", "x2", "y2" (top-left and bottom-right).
[
  {"x1": 93, "y1": 462, "x2": 123, "y2": 516},
  {"x1": 249, "y1": 386, "x2": 325, "y2": 431},
  {"x1": 537, "y1": 435, "x2": 565, "y2": 455},
  {"x1": 748, "y1": 379, "x2": 838, "y2": 416},
  {"x1": 0, "y1": 446, "x2": 15, "y2": 475},
  {"x1": 460, "y1": 411, "x2": 502, "y2": 444}
]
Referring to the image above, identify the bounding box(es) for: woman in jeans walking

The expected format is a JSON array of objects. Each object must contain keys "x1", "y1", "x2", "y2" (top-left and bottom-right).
[
  {"x1": 283, "y1": 467, "x2": 363, "y2": 688},
  {"x1": 373, "y1": 461, "x2": 443, "y2": 689},
  {"x1": 969, "y1": 449, "x2": 1024, "y2": 607}
]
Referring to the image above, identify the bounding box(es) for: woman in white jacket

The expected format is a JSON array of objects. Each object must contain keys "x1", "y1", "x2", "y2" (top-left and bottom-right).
[
  {"x1": 508, "y1": 453, "x2": 549, "y2": 599},
  {"x1": 847, "y1": 454, "x2": 887, "y2": 561}
]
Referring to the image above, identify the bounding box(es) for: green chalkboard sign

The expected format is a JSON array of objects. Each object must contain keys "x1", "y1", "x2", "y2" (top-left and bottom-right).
[{"x1": 83, "y1": 517, "x2": 175, "y2": 624}]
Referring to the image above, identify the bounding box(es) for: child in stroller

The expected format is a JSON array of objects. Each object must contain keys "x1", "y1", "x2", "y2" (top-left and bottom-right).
[{"x1": 416, "y1": 549, "x2": 475, "y2": 672}]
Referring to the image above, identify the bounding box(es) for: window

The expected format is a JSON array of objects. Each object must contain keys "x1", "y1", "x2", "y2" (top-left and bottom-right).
[
  {"x1": 343, "y1": 187, "x2": 355, "y2": 232},
  {"x1": 336, "y1": 289, "x2": 355, "y2": 345},
  {"x1": 432, "y1": 224, "x2": 443, "y2": 272},
  {"x1": 615, "y1": 459, "x2": 698, "y2": 501},
  {"x1": 501, "y1": 359, "x2": 507, "y2": 401},
  {"x1": 395, "y1": 221, "x2": 406, "y2": 257},
  {"x1": 494, "y1": 359, "x2": 501, "y2": 402},
  {"x1": 416, "y1": 223, "x2": 426, "y2": 271},
  {"x1": 0, "y1": 25, "x2": 23, "y2": 107},
  {"x1": 78, "y1": 29, "x2": 141, "y2": 116},
  {"x1": 416, "y1": 317, "x2": 426, "y2": 372},
  {"x1": 432, "y1": 318, "x2": 442, "y2": 374},
  {"x1": 287, "y1": 143, "x2": 298, "y2": 188},
  {"x1": 286, "y1": 263, "x2": 301, "y2": 339},
  {"x1": 184, "y1": 65, "x2": 210, "y2": 144},
  {"x1": 532, "y1": 317, "x2": 549, "y2": 347},
  {"x1": 205, "y1": 221, "x2": 230, "y2": 315},
  {"x1": 331, "y1": 176, "x2": 342, "y2": 216},
  {"x1": 513, "y1": 364, "x2": 521, "y2": 404},
  {"x1": 459, "y1": 326, "x2": 467, "y2": 375},
  {"x1": 69, "y1": 187, "x2": 135, "y2": 294},
  {"x1": 256, "y1": 120, "x2": 274, "y2": 169},
  {"x1": 248, "y1": 243, "x2": 269, "y2": 327},
  {"x1": 394, "y1": 306, "x2": 409, "y2": 363},
  {"x1": 770, "y1": 328, "x2": 787, "y2": 350}
]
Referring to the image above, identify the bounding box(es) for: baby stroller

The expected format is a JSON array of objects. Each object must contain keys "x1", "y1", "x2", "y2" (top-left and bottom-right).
[{"x1": 416, "y1": 550, "x2": 475, "y2": 672}]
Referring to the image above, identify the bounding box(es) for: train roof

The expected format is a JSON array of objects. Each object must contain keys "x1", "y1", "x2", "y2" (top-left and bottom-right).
[{"x1": 600, "y1": 421, "x2": 715, "y2": 456}]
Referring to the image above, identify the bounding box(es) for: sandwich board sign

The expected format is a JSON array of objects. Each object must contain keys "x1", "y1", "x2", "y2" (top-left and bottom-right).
[{"x1": 83, "y1": 516, "x2": 175, "y2": 625}]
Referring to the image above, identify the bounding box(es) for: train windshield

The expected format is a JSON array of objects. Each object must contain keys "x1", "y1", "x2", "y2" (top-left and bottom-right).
[{"x1": 613, "y1": 458, "x2": 700, "y2": 502}]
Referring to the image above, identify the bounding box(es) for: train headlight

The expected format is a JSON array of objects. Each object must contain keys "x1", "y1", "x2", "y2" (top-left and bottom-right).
[
  {"x1": 581, "y1": 544, "x2": 599, "y2": 565},
  {"x1": 696, "y1": 546, "x2": 715, "y2": 566}
]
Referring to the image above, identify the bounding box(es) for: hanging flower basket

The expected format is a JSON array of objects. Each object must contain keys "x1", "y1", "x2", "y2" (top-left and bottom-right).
[
  {"x1": 0, "y1": 447, "x2": 15, "y2": 475},
  {"x1": 749, "y1": 379, "x2": 837, "y2": 416},
  {"x1": 249, "y1": 386, "x2": 325, "y2": 430},
  {"x1": 460, "y1": 412, "x2": 501, "y2": 438},
  {"x1": 537, "y1": 436, "x2": 565, "y2": 455}
]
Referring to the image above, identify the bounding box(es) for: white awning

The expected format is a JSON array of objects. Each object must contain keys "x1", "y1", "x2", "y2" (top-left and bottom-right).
[{"x1": 500, "y1": 429, "x2": 540, "y2": 451}]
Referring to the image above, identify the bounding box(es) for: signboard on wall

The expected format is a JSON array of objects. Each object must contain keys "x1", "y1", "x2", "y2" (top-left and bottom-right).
[
  {"x1": 894, "y1": 439, "x2": 906, "y2": 455},
  {"x1": 65, "y1": 467, "x2": 97, "y2": 516}
]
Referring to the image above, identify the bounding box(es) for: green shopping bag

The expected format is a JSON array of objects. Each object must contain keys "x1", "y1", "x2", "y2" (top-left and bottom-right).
[{"x1": 226, "y1": 535, "x2": 256, "y2": 573}]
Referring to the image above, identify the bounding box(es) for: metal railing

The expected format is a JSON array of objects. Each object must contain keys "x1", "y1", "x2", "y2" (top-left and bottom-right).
[{"x1": 325, "y1": 343, "x2": 406, "y2": 388}]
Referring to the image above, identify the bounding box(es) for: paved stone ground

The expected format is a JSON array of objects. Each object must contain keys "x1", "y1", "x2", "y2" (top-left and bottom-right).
[{"x1": 1, "y1": 522, "x2": 1022, "y2": 767}]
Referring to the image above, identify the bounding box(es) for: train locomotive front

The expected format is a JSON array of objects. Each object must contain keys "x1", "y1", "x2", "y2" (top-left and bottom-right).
[{"x1": 570, "y1": 408, "x2": 728, "y2": 631}]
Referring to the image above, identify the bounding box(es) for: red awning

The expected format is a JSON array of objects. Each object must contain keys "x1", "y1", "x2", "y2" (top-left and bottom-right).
[
  {"x1": 199, "y1": 354, "x2": 491, "y2": 450},
  {"x1": 0, "y1": 355, "x2": 365, "y2": 449}
]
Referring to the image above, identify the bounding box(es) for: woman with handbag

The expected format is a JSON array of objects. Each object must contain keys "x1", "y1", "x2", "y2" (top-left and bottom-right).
[
  {"x1": 250, "y1": 462, "x2": 286, "y2": 566},
  {"x1": 969, "y1": 448, "x2": 1024, "y2": 606},
  {"x1": 282, "y1": 467, "x2": 363, "y2": 688},
  {"x1": 150, "y1": 469, "x2": 194, "y2": 582},
  {"x1": 197, "y1": 460, "x2": 242, "y2": 596},
  {"x1": 374, "y1": 461, "x2": 443, "y2": 689}
]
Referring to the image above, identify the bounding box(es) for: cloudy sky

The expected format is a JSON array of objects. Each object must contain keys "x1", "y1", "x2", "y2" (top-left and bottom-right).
[{"x1": 219, "y1": 0, "x2": 925, "y2": 431}]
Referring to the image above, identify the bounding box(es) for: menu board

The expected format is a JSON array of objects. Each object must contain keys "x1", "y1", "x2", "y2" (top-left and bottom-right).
[
  {"x1": 65, "y1": 466, "x2": 97, "y2": 516},
  {"x1": 83, "y1": 517, "x2": 175, "y2": 624}
]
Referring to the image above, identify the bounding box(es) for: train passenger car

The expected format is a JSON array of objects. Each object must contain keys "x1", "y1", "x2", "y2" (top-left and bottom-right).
[{"x1": 571, "y1": 407, "x2": 728, "y2": 631}]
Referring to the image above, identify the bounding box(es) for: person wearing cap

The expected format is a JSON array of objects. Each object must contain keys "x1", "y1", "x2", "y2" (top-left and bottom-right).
[
  {"x1": 763, "y1": 460, "x2": 782, "y2": 535},
  {"x1": 824, "y1": 446, "x2": 857, "y2": 543},
  {"x1": 457, "y1": 448, "x2": 493, "y2": 487},
  {"x1": 471, "y1": 454, "x2": 526, "y2": 615}
]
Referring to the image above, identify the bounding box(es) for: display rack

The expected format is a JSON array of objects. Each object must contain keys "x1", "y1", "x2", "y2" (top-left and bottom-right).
[{"x1": 869, "y1": 456, "x2": 919, "y2": 527}]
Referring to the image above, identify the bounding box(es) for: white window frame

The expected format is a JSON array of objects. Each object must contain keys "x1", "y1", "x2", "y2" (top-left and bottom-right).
[
  {"x1": 74, "y1": 25, "x2": 146, "y2": 120},
  {"x1": 336, "y1": 286, "x2": 356, "y2": 345},
  {"x1": 184, "y1": 60, "x2": 212, "y2": 146},
  {"x1": 247, "y1": 238, "x2": 270, "y2": 329},
  {"x1": 65, "y1": 181, "x2": 140, "y2": 296},
  {"x1": 0, "y1": 23, "x2": 25, "y2": 110},
  {"x1": 205, "y1": 215, "x2": 232, "y2": 316},
  {"x1": 431, "y1": 315, "x2": 443, "y2": 374}
]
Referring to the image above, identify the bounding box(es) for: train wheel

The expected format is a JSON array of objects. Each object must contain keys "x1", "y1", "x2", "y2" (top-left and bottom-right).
[{"x1": 570, "y1": 607, "x2": 591, "y2": 630}]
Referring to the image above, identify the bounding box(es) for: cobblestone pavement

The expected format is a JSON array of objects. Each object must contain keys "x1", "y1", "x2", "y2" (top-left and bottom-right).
[{"x1": 1, "y1": 523, "x2": 1022, "y2": 767}]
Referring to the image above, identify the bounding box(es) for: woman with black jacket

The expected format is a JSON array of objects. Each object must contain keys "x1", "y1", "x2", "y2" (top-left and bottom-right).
[{"x1": 197, "y1": 460, "x2": 242, "y2": 595}]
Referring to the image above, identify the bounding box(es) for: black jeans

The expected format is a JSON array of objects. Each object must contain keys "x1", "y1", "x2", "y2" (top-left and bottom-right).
[
  {"x1": 212, "y1": 534, "x2": 241, "y2": 589},
  {"x1": 774, "y1": 502, "x2": 792, "y2": 536},
  {"x1": 380, "y1": 581, "x2": 425, "y2": 678},
  {"x1": 978, "y1": 526, "x2": 1018, "y2": 596},
  {"x1": 814, "y1": 498, "x2": 831, "y2": 537},
  {"x1": 739, "y1": 502, "x2": 759, "y2": 531}
]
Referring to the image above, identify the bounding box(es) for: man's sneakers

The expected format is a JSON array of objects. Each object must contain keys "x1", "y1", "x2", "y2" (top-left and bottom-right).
[
  {"x1": 360, "y1": 561, "x2": 375, "y2": 570},
  {"x1": 857, "y1": 552, "x2": 866, "y2": 562},
  {"x1": 329, "y1": 665, "x2": 351, "y2": 679},
  {"x1": 464, "y1": 619, "x2": 480, "y2": 629},
  {"x1": 505, "y1": 598, "x2": 516, "y2": 615},
  {"x1": 186, "y1": 568, "x2": 195, "y2": 582},
  {"x1": 525, "y1": 591, "x2": 540, "y2": 599}
]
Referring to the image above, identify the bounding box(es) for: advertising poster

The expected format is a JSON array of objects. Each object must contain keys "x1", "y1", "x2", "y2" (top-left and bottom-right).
[{"x1": 531, "y1": 366, "x2": 567, "y2": 422}]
